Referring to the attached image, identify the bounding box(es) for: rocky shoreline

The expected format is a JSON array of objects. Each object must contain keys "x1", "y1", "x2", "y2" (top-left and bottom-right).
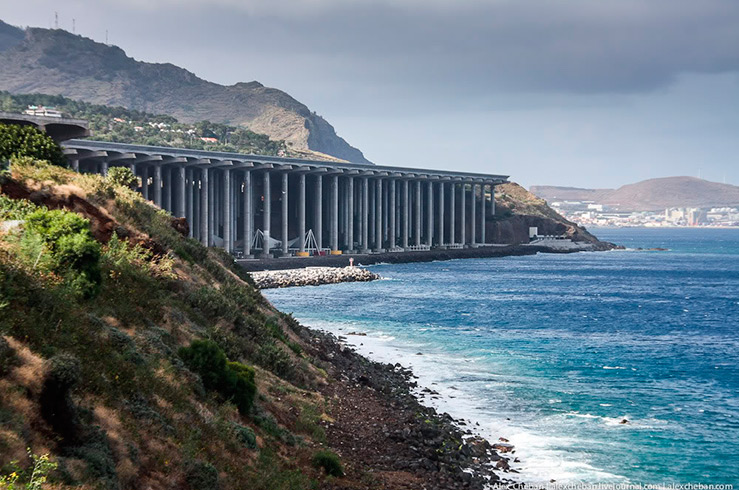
[
  {"x1": 251, "y1": 266, "x2": 380, "y2": 289},
  {"x1": 284, "y1": 314, "x2": 522, "y2": 489},
  {"x1": 256, "y1": 242, "x2": 623, "y2": 487}
]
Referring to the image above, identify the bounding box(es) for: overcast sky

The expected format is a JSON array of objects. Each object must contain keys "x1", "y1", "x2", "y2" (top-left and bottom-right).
[{"x1": 2, "y1": 0, "x2": 738, "y2": 188}]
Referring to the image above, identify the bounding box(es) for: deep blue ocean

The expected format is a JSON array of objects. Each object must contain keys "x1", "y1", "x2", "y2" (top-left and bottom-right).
[{"x1": 264, "y1": 228, "x2": 739, "y2": 485}]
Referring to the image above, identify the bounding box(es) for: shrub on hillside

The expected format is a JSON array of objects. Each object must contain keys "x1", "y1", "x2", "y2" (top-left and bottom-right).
[
  {"x1": 185, "y1": 459, "x2": 219, "y2": 490},
  {"x1": 106, "y1": 166, "x2": 137, "y2": 189},
  {"x1": 232, "y1": 423, "x2": 257, "y2": 449},
  {"x1": 226, "y1": 361, "x2": 257, "y2": 415},
  {"x1": 256, "y1": 343, "x2": 294, "y2": 379},
  {"x1": 24, "y1": 208, "x2": 102, "y2": 298},
  {"x1": 0, "y1": 123, "x2": 67, "y2": 167},
  {"x1": 178, "y1": 340, "x2": 257, "y2": 415},
  {"x1": 40, "y1": 353, "x2": 82, "y2": 444},
  {"x1": 0, "y1": 195, "x2": 38, "y2": 220},
  {"x1": 311, "y1": 450, "x2": 344, "y2": 477}
]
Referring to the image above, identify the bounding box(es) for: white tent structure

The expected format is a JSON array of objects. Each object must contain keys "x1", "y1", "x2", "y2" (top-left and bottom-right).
[
  {"x1": 302, "y1": 229, "x2": 319, "y2": 253},
  {"x1": 251, "y1": 229, "x2": 282, "y2": 251}
]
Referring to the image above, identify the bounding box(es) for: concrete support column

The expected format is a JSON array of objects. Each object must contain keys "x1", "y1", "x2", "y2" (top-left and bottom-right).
[
  {"x1": 223, "y1": 169, "x2": 232, "y2": 253},
  {"x1": 331, "y1": 175, "x2": 339, "y2": 252},
  {"x1": 193, "y1": 174, "x2": 199, "y2": 240},
  {"x1": 243, "y1": 171, "x2": 252, "y2": 256},
  {"x1": 389, "y1": 179, "x2": 396, "y2": 249},
  {"x1": 200, "y1": 168, "x2": 209, "y2": 245},
  {"x1": 178, "y1": 166, "x2": 186, "y2": 218},
  {"x1": 490, "y1": 184, "x2": 496, "y2": 216},
  {"x1": 100, "y1": 161, "x2": 109, "y2": 176},
  {"x1": 402, "y1": 180, "x2": 409, "y2": 249},
  {"x1": 449, "y1": 182, "x2": 456, "y2": 245},
  {"x1": 426, "y1": 180, "x2": 433, "y2": 247},
  {"x1": 282, "y1": 172, "x2": 289, "y2": 255},
  {"x1": 298, "y1": 173, "x2": 306, "y2": 254},
  {"x1": 414, "y1": 180, "x2": 422, "y2": 246},
  {"x1": 262, "y1": 171, "x2": 271, "y2": 257},
  {"x1": 460, "y1": 182, "x2": 466, "y2": 246},
  {"x1": 71, "y1": 159, "x2": 79, "y2": 172},
  {"x1": 231, "y1": 178, "x2": 237, "y2": 252},
  {"x1": 375, "y1": 178, "x2": 383, "y2": 251},
  {"x1": 162, "y1": 167, "x2": 170, "y2": 212},
  {"x1": 382, "y1": 181, "x2": 388, "y2": 243},
  {"x1": 186, "y1": 169, "x2": 193, "y2": 237},
  {"x1": 208, "y1": 172, "x2": 215, "y2": 248},
  {"x1": 480, "y1": 184, "x2": 487, "y2": 245},
  {"x1": 154, "y1": 165, "x2": 162, "y2": 206},
  {"x1": 471, "y1": 184, "x2": 477, "y2": 245},
  {"x1": 361, "y1": 177, "x2": 369, "y2": 253},
  {"x1": 314, "y1": 175, "x2": 323, "y2": 250},
  {"x1": 142, "y1": 166, "x2": 149, "y2": 201},
  {"x1": 369, "y1": 182, "x2": 375, "y2": 244},
  {"x1": 347, "y1": 177, "x2": 354, "y2": 251},
  {"x1": 438, "y1": 182, "x2": 445, "y2": 246}
]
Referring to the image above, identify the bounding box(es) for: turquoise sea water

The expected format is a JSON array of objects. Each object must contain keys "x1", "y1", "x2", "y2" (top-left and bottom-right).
[{"x1": 264, "y1": 228, "x2": 739, "y2": 485}]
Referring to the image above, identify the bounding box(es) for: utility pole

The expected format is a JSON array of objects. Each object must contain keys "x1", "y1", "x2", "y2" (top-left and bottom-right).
[
  {"x1": 72, "y1": 18, "x2": 75, "y2": 33},
  {"x1": 54, "y1": 12, "x2": 58, "y2": 29}
]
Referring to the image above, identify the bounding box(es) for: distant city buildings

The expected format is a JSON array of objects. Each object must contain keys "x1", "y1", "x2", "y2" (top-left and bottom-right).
[{"x1": 551, "y1": 201, "x2": 739, "y2": 227}]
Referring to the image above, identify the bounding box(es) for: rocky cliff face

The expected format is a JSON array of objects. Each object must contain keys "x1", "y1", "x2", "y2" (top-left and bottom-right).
[
  {"x1": 488, "y1": 183, "x2": 611, "y2": 248},
  {"x1": 0, "y1": 21, "x2": 369, "y2": 163}
]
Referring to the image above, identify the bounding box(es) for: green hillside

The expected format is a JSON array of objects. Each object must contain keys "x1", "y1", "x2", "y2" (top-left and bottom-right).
[{"x1": 0, "y1": 91, "x2": 290, "y2": 157}]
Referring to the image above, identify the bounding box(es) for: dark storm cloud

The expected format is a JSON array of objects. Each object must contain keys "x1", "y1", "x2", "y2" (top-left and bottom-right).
[
  {"x1": 127, "y1": 0, "x2": 739, "y2": 95},
  {"x1": 6, "y1": 0, "x2": 738, "y2": 110}
]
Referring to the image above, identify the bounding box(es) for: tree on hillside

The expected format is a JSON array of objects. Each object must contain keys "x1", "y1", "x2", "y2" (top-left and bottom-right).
[
  {"x1": 0, "y1": 123, "x2": 67, "y2": 167},
  {"x1": 106, "y1": 166, "x2": 138, "y2": 189}
]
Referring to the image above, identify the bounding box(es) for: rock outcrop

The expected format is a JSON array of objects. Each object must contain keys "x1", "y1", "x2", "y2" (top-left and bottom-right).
[{"x1": 488, "y1": 182, "x2": 612, "y2": 248}]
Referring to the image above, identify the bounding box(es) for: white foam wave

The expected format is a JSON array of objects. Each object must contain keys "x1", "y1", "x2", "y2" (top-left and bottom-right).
[{"x1": 300, "y1": 316, "x2": 632, "y2": 485}]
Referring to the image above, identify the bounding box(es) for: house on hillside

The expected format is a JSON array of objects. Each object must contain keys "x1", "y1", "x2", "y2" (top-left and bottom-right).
[{"x1": 23, "y1": 105, "x2": 63, "y2": 118}]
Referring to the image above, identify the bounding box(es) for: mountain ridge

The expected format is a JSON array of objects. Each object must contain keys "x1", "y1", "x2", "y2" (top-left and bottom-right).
[
  {"x1": 0, "y1": 21, "x2": 370, "y2": 163},
  {"x1": 531, "y1": 176, "x2": 739, "y2": 211}
]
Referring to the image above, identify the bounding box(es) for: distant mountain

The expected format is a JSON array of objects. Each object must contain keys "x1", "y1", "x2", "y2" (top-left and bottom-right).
[
  {"x1": 531, "y1": 177, "x2": 739, "y2": 211},
  {"x1": 0, "y1": 20, "x2": 370, "y2": 163}
]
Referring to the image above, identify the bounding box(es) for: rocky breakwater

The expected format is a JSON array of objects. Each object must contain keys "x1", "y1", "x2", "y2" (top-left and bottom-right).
[{"x1": 250, "y1": 266, "x2": 380, "y2": 289}]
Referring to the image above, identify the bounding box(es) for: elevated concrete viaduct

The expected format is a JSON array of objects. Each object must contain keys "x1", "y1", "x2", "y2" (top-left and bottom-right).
[
  {"x1": 0, "y1": 112, "x2": 90, "y2": 142},
  {"x1": 63, "y1": 139, "x2": 508, "y2": 257}
]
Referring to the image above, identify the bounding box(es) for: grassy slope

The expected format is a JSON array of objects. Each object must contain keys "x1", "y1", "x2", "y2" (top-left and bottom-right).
[{"x1": 0, "y1": 161, "x2": 351, "y2": 490}]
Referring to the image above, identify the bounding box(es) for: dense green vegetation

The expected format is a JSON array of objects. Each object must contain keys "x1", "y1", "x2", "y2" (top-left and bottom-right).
[
  {"x1": 0, "y1": 91, "x2": 289, "y2": 156},
  {"x1": 178, "y1": 340, "x2": 257, "y2": 416},
  {"x1": 106, "y1": 166, "x2": 137, "y2": 189},
  {"x1": 312, "y1": 450, "x2": 344, "y2": 477},
  {"x1": 0, "y1": 148, "x2": 336, "y2": 488},
  {"x1": 23, "y1": 208, "x2": 102, "y2": 299},
  {"x1": 0, "y1": 123, "x2": 66, "y2": 166}
]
